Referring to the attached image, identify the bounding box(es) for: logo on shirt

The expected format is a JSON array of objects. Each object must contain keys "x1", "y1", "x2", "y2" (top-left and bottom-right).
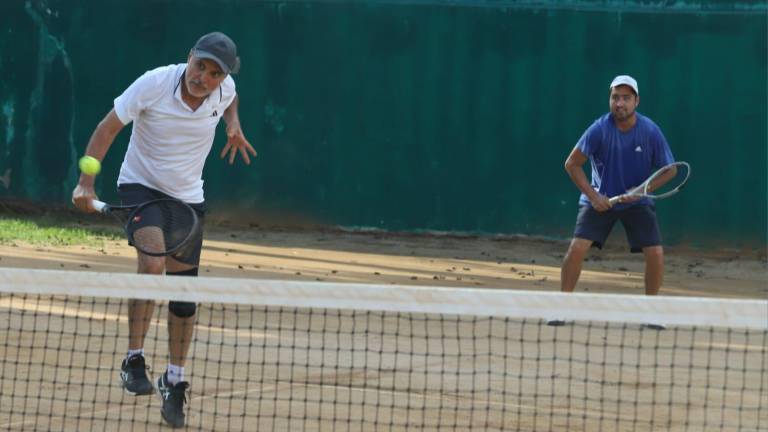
[
  {"x1": 634, "y1": 146, "x2": 642, "y2": 152},
  {"x1": 211, "y1": 110, "x2": 218, "y2": 117}
]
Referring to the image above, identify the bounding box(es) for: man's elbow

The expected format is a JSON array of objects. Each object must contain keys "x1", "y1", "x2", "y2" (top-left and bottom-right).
[{"x1": 96, "y1": 115, "x2": 124, "y2": 139}]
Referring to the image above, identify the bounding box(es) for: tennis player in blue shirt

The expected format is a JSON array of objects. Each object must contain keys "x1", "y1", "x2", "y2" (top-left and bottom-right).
[{"x1": 561, "y1": 75, "x2": 675, "y2": 296}]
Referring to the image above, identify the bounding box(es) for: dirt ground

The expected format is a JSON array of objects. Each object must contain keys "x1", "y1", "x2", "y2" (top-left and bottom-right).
[{"x1": 1, "y1": 222, "x2": 765, "y2": 299}]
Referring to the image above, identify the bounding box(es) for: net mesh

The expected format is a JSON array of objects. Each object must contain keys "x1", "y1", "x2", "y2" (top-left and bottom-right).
[{"x1": 0, "y1": 268, "x2": 765, "y2": 431}]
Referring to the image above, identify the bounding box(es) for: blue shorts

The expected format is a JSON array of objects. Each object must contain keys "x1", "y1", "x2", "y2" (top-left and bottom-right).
[
  {"x1": 573, "y1": 204, "x2": 661, "y2": 253},
  {"x1": 117, "y1": 183, "x2": 207, "y2": 266}
]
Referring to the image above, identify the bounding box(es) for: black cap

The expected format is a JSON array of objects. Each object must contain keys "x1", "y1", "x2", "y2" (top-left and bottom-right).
[{"x1": 191, "y1": 32, "x2": 240, "y2": 74}]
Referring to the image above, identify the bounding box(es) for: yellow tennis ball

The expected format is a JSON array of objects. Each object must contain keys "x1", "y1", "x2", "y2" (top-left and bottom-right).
[{"x1": 78, "y1": 156, "x2": 101, "y2": 175}]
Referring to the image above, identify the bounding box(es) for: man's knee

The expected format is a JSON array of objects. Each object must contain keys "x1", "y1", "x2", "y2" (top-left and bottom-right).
[
  {"x1": 643, "y1": 246, "x2": 664, "y2": 261},
  {"x1": 566, "y1": 238, "x2": 592, "y2": 259},
  {"x1": 166, "y1": 268, "x2": 198, "y2": 318},
  {"x1": 138, "y1": 256, "x2": 165, "y2": 275}
]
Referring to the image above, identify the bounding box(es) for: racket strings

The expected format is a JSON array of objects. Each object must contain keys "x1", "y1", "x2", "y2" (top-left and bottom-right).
[
  {"x1": 646, "y1": 162, "x2": 690, "y2": 197},
  {"x1": 127, "y1": 201, "x2": 198, "y2": 255}
]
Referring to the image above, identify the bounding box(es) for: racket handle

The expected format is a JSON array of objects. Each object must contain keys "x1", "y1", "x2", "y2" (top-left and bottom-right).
[
  {"x1": 91, "y1": 200, "x2": 108, "y2": 213},
  {"x1": 611, "y1": 184, "x2": 644, "y2": 204}
]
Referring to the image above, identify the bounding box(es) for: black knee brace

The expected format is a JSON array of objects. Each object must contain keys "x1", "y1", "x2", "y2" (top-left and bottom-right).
[
  {"x1": 167, "y1": 268, "x2": 198, "y2": 317},
  {"x1": 168, "y1": 301, "x2": 196, "y2": 318},
  {"x1": 167, "y1": 268, "x2": 199, "y2": 277}
]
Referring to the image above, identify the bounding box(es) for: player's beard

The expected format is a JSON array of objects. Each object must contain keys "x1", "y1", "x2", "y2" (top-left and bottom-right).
[
  {"x1": 186, "y1": 79, "x2": 210, "y2": 99},
  {"x1": 612, "y1": 107, "x2": 634, "y2": 121}
]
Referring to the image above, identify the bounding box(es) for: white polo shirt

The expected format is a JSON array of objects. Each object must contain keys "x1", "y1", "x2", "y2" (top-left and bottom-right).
[{"x1": 114, "y1": 64, "x2": 236, "y2": 203}]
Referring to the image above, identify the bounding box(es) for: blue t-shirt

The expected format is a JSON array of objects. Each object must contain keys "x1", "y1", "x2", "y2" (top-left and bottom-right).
[{"x1": 575, "y1": 112, "x2": 674, "y2": 209}]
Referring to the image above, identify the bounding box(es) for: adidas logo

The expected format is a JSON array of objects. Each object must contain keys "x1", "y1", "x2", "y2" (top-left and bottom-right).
[
  {"x1": 211, "y1": 110, "x2": 218, "y2": 117},
  {"x1": 635, "y1": 146, "x2": 642, "y2": 152}
]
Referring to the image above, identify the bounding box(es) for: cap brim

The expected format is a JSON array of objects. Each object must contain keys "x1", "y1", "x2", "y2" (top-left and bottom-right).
[{"x1": 193, "y1": 49, "x2": 238, "y2": 75}]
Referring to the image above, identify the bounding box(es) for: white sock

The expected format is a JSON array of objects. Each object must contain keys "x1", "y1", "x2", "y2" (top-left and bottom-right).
[
  {"x1": 166, "y1": 364, "x2": 184, "y2": 385},
  {"x1": 126, "y1": 348, "x2": 144, "y2": 360}
]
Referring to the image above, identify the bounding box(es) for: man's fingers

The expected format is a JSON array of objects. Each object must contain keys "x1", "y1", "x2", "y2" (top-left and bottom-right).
[
  {"x1": 220, "y1": 142, "x2": 232, "y2": 159},
  {"x1": 72, "y1": 197, "x2": 96, "y2": 213},
  {"x1": 222, "y1": 135, "x2": 256, "y2": 165},
  {"x1": 229, "y1": 147, "x2": 236, "y2": 164},
  {"x1": 239, "y1": 147, "x2": 251, "y2": 165}
]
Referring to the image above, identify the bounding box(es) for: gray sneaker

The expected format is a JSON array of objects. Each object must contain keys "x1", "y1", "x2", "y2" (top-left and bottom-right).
[{"x1": 120, "y1": 355, "x2": 154, "y2": 395}]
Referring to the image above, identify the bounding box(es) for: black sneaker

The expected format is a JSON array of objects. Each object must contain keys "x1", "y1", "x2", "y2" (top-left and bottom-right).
[
  {"x1": 120, "y1": 354, "x2": 154, "y2": 395},
  {"x1": 156, "y1": 372, "x2": 189, "y2": 429}
]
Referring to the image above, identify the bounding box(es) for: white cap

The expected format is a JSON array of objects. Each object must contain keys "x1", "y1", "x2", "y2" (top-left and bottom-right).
[{"x1": 610, "y1": 75, "x2": 639, "y2": 95}]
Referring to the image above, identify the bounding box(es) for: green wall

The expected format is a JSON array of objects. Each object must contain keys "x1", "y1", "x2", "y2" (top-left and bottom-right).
[{"x1": 1, "y1": 0, "x2": 766, "y2": 246}]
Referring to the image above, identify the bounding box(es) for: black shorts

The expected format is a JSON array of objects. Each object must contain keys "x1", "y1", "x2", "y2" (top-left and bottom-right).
[
  {"x1": 117, "y1": 183, "x2": 207, "y2": 266},
  {"x1": 573, "y1": 204, "x2": 661, "y2": 253}
]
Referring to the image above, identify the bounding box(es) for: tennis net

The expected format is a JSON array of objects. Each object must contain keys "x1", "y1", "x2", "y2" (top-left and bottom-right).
[{"x1": 0, "y1": 268, "x2": 765, "y2": 431}]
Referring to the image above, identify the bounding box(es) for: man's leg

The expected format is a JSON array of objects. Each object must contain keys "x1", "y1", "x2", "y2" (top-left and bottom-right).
[
  {"x1": 127, "y1": 300, "x2": 155, "y2": 349},
  {"x1": 165, "y1": 259, "x2": 197, "y2": 372},
  {"x1": 117, "y1": 184, "x2": 166, "y2": 395},
  {"x1": 562, "y1": 206, "x2": 614, "y2": 293},
  {"x1": 561, "y1": 238, "x2": 594, "y2": 292},
  {"x1": 620, "y1": 205, "x2": 664, "y2": 296},
  {"x1": 120, "y1": 252, "x2": 164, "y2": 396},
  {"x1": 129, "y1": 254, "x2": 164, "y2": 349},
  {"x1": 642, "y1": 246, "x2": 664, "y2": 295},
  {"x1": 155, "y1": 200, "x2": 205, "y2": 428},
  {"x1": 167, "y1": 307, "x2": 195, "y2": 368},
  {"x1": 156, "y1": 258, "x2": 198, "y2": 428}
]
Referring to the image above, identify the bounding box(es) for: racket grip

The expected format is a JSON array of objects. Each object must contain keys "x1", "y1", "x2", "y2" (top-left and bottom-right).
[
  {"x1": 608, "y1": 196, "x2": 622, "y2": 205},
  {"x1": 91, "y1": 200, "x2": 107, "y2": 213}
]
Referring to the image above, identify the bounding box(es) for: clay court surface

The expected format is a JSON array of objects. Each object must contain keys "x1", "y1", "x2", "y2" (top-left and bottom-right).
[
  {"x1": 0, "y1": 223, "x2": 765, "y2": 431},
  {"x1": 0, "y1": 222, "x2": 765, "y2": 299}
]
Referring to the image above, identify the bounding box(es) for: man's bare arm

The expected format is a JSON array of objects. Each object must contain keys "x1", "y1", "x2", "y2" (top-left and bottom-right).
[
  {"x1": 564, "y1": 147, "x2": 612, "y2": 212},
  {"x1": 71, "y1": 109, "x2": 125, "y2": 212}
]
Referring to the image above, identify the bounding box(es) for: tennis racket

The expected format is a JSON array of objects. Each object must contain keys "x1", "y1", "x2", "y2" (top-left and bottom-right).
[
  {"x1": 609, "y1": 161, "x2": 691, "y2": 205},
  {"x1": 92, "y1": 198, "x2": 200, "y2": 256}
]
